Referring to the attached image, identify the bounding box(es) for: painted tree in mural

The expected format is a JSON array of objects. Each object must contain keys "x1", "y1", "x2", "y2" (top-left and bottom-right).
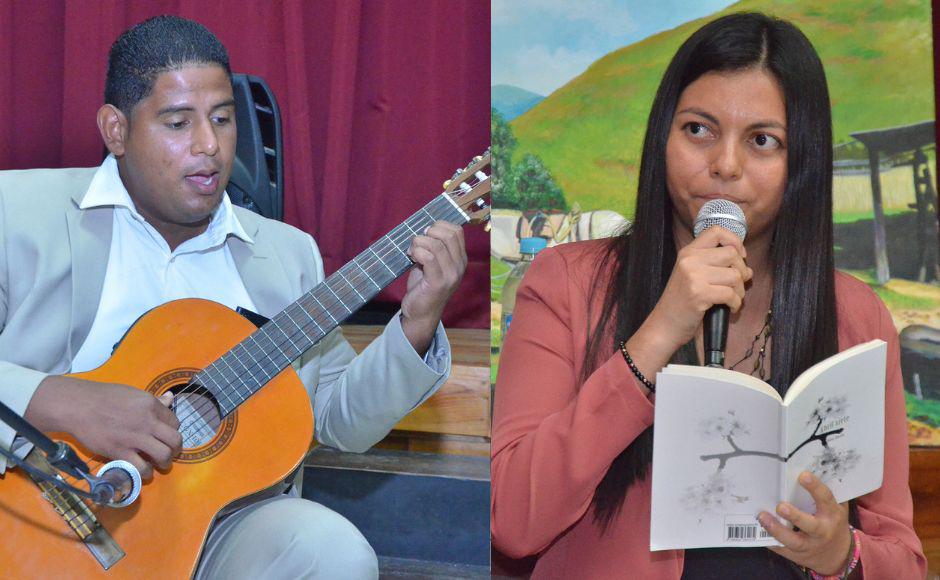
[
  {"x1": 512, "y1": 153, "x2": 568, "y2": 212},
  {"x1": 491, "y1": 109, "x2": 567, "y2": 212},
  {"x1": 491, "y1": 108, "x2": 518, "y2": 208}
]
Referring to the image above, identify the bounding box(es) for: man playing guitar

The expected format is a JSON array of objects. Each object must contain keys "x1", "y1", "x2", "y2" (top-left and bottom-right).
[{"x1": 0, "y1": 15, "x2": 467, "y2": 579}]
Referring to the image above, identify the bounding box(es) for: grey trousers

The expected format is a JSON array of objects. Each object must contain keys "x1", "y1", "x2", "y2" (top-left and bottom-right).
[{"x1": 194, "y1": 496, "x2": 379, "y2": 579}]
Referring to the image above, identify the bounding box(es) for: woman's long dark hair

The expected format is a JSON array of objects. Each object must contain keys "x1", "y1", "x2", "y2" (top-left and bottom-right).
[{"x1": 582, "y1": 13, "x2": 842, "y2": 528}]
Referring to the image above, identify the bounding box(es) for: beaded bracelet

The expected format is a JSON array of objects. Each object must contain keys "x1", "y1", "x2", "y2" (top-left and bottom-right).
[
  {"x1": 808, "y1": 526, "x2": 861, "y2": 580},
  {"x1": 618, "y1": 341, "x2": 654, "y2": 392}
]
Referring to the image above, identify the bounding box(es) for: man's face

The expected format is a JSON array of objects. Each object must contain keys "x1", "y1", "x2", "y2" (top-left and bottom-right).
[{"x1": 116, "y1": 65, "x2": 236, "y2": 236}]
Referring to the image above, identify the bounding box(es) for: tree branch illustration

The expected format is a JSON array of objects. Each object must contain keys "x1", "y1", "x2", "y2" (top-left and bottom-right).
[
  {"x1": 785, "y1": 417, "x2": 843, "y2": 460},
  {"x1": 699, "y1": 435, "x2": 784, "y2": 469},
  {"x1": 699, "y1": 418, "x2": 844, "y2": 469}
]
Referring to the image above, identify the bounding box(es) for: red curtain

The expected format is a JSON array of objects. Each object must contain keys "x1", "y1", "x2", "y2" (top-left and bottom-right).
[{"x1": 0, "y1": 0, "x2": 490, "y2": 328}]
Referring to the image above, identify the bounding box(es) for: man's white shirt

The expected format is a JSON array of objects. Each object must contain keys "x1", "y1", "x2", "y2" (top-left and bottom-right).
[{"x1": 71, "y1": 155, "x2": 259, "y2": 372}]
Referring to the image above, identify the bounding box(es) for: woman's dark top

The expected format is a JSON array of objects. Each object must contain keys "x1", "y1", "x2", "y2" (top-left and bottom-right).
[{"x1": 681, "y1": 548, "x2": 806, "y2": 579}]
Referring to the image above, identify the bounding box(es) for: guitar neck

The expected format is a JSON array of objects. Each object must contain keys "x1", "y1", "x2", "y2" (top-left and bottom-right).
[{"x1": 198, "y1": 194, "x2": 469, "y2": 416}]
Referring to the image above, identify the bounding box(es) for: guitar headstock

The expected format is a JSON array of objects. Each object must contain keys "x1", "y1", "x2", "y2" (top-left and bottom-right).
[{"x1": 443, "y1": 150, "x2": 491, "y2": 225}]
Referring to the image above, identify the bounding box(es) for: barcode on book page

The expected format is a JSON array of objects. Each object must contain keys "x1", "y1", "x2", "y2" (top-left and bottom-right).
[
  {"x1": 723, "y1": 515, "x2": 773, "y2": 542},
  {"x1": 725, "y1": 524, "x2": 771, "y2": 541}
]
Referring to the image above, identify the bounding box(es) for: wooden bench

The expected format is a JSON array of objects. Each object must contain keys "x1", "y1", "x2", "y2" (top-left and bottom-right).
[
  {"x1": 911, "y1": 447, "x2": 940, "y2": 576},
  {"x1": 341, "y1": 325, "x2": 490, "y2": 457}
]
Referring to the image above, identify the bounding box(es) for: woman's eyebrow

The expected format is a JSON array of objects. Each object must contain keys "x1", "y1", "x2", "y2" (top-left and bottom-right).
[
  {"x1": 676, "y1": 107, "x2": 719, "y2": 126},
  {"x1": 676, "y1": 107, "x2": 785, "y2": 132},
  {"x1": 745, "y1": 120, "x2": 786, "y2": 131}
]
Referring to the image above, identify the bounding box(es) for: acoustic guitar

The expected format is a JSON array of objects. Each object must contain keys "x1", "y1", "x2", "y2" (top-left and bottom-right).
[{"x1": 0, "y1": 152, "x2": 490, "y2": 578}]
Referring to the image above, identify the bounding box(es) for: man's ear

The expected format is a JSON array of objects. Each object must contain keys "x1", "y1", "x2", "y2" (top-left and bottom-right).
[{"x1": 97, "y1": 104, "x2": 129, "y2": 157}]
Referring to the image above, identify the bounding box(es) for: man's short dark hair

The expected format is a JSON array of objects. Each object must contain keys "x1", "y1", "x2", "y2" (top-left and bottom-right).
[{"x1": 105, "y1": 15, "x2": 231, "y2": 115}]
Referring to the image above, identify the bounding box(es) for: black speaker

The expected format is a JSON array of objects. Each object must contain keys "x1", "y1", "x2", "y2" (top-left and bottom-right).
[{"x1": 229, "y1": 73, "x2": 284, "y2": 221}]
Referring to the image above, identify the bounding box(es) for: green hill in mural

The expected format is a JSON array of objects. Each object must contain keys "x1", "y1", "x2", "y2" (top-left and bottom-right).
[{"x1": 510, "y1": 0, "x2": 935, "y2": 216}]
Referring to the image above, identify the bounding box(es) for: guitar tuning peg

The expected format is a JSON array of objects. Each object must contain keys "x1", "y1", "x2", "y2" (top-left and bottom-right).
[
  {"x1": 484, "y1": 222, "x2": 491, "y2": 232},
  {"x1": 443, "y1": 179, "x2": 452, "y2": 189},
  {"x1": 474, "y1": 155, "x2": 482, "y2": 162}
]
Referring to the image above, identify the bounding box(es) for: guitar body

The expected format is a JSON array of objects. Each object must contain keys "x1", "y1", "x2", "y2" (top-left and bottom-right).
[{"x1": 0, "y1": 299, "x2": 314, "y2": 579}]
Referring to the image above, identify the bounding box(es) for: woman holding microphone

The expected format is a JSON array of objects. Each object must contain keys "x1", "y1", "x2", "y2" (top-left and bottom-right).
[{"x1": 491, "y1": 12, "x2": 925, "y2": 579}]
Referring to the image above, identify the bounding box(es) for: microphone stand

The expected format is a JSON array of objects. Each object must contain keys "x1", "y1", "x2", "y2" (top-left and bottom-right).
[
  {"x1": 0, "y1": 400, "x2": 120, "y2": 504},
  {"x1": 0, "y1": 399, "x2": 91, "y2": 478}
]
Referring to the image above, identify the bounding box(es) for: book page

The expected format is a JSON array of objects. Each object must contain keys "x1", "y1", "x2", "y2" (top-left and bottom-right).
[
  {"x1": 662, "y1": 364, "x2": 782, "y2": 402},
  {"x1": 651, "y1": 369, "x2": 783, "y2": 550},
  {"x1": 782, "y1": 341, "x2": 886, "y2": 513}
]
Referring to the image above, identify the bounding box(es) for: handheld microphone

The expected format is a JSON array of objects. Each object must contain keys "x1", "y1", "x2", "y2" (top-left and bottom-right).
[
  {"x1": 92, "y1": 460, "x2": 142, "y2": 508},
  {"x1": 693, "y1": 199, "x2": 748, "y2": 368}
]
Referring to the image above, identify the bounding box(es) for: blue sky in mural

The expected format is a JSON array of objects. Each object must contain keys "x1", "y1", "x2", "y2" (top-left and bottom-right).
[{"x1": 492, "y1": 0, "x2": 737, "y2": 96}]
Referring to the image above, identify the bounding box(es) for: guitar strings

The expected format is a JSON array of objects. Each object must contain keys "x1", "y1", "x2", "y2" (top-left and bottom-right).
[
  {"x1": 171, "y1": 200, "x2": 454, "y2": 421},
  {"x1": 169, "y1": 200, "x2": 457, "y2": 427},
  {"x1": 170, "y1": 204, "x2": 461, "y2": 438},
  {"x1": 168, "y1": 193, "x2": 475, "y2": 437}
]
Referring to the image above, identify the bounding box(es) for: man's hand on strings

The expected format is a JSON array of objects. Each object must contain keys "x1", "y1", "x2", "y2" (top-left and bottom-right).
[
  {"x1": 25, "y1": 376, "x2": 183, "y2": 480},
  {"x1": 401, "y1": 221, "x2": 467, "y2": 356}
]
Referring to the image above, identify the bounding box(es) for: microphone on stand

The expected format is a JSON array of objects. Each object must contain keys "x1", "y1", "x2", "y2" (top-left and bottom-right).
[
  {"x1": 0, "y1": 399, "x2": 143, "y2": 508},
  {"x1": 693, "y1": 199, "x2": 748, "y2": 368},
  {"x1": 93, "y1": 460, "x2": 143, "y2": 507}
]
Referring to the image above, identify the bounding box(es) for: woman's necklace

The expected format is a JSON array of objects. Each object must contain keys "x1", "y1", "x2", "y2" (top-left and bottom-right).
[{"x1": 728, "y1": 309, "x2": 772, "y2": 380}]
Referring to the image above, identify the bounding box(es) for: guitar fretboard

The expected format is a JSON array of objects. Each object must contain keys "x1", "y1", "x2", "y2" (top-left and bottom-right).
[{"x1": 194, "y1": 194, "x2": 468, "y2": 416}]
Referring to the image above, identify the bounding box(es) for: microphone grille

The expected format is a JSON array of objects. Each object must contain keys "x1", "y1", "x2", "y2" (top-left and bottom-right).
[{"x1": 693, "y1": 199, "x2": 747, "y2": 241}]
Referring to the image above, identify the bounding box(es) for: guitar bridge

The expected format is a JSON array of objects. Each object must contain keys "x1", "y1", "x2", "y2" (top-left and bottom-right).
[{"x1": 25, "y1": 449, "x2": 125, "y2": 570}]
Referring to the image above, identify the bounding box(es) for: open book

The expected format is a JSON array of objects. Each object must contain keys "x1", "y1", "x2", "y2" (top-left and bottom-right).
[{"x1": 649, "y1": 340, "x2": 886, "y2": 550}]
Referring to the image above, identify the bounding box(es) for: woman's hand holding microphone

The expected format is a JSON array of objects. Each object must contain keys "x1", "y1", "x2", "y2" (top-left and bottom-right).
[{"x1": 623, "y1": 226, "x2": 752, "y2": 392}]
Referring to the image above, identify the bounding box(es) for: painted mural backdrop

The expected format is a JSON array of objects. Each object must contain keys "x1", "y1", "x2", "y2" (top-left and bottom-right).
[{"x1": 491, "y1": 0, "x2": 940, "y2": 445}]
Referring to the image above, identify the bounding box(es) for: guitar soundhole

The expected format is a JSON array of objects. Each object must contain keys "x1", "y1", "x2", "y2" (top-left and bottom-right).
[{"x1": 170, "y1": 384, "x2": 223, "y2": 449}]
